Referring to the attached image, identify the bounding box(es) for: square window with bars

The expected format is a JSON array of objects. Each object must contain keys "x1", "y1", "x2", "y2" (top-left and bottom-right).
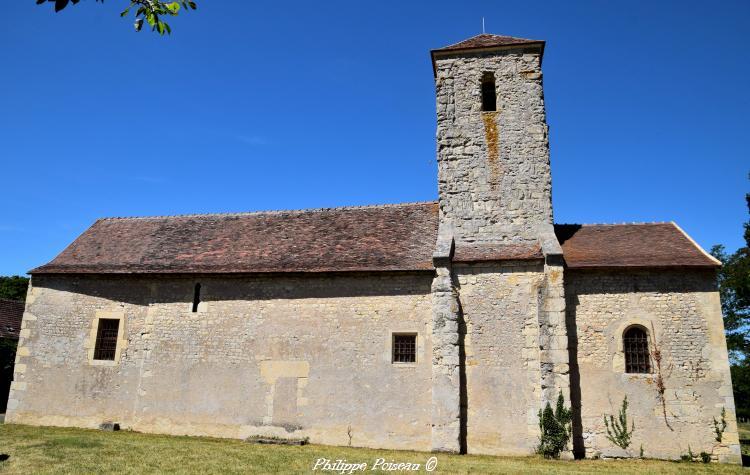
[
  {"x1": 94, "y1": 318, "x2": 120, "y2": 361},
  {"x1": 392, "y1": 334, "x2": 417, "y2": 364}
]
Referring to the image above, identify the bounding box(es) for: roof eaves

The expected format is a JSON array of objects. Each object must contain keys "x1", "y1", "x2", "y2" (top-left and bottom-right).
[
  {"x1": 564, "y1": 264, "x2": 720, "y2": 271},
  {"x1": 430, "y1": 40, "x2": 545, "y2": 77}
]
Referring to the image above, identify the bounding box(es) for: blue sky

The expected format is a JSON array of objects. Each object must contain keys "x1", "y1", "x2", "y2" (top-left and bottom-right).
[{"x1": 1, "y1": 0, "x2": 748, "y2": 276}]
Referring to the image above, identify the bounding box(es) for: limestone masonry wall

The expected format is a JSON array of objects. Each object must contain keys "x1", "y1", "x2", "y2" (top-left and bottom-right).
[
  {"x1": 435, "y1": 49, "x2": 552, "y2": 243},
  {"x1": 455, "y1": 261, "x2": 545, "y2": 455},
  {"x1": 7, "y1": 273, "x2": 435, "y2": 451},
  {"x1": 566, "y1": 270, "x2": 741, "y2": 463}
]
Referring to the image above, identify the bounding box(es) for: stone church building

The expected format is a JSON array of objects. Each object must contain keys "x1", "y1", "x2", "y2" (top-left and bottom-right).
[{"x1": 6, "y1": 34, "x2": 741, "y2": 463}]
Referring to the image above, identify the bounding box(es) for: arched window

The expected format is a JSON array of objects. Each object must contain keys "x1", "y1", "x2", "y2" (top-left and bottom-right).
[
  {"x1": 192, "y1": 283, "x2": 201, "y2": 313},
  {"x1": 481, "y1": 72, "x2": 497, "y2": 112},
  {"x1": 623, "y1": 326, "x2": 650, "y2": 374}
]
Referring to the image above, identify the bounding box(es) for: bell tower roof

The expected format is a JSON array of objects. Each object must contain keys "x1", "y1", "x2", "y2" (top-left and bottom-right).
[
  {"x1": 430, "y1": 33, "x2": 545, "y2": 76},
  {"x1": 434, "y1": 33, "x2": 544, "y2": 52}
]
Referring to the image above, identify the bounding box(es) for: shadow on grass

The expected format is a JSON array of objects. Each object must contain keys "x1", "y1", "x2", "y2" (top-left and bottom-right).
[{"x1": 29, "y1": 437, "x2": 103, "y2": 450}]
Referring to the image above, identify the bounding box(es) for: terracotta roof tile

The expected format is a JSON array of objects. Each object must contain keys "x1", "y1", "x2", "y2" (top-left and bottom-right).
[
  {"x1": 0, "y1": 299, "x2": 24, "y2": 339},
  {"x1": 30, "y1": 204, "x2": 719, "y2": 274},
  {"x1": 433, "y1": 33, "x2": 544, "y2": 53},
  {"x1": 555, "y1": 223, "x2": 720, "y2": 269},
  {"x1": 31, "y1": 203, "x2": 441, "y2": 274},
  {"x1": 430, "y1": 33, "x2": 545, "y2": 76}
]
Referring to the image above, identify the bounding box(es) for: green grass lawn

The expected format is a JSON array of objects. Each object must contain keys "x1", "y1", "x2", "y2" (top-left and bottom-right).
[{"x1": 0, "y1": 424, "x2": 744, "y2": 474}]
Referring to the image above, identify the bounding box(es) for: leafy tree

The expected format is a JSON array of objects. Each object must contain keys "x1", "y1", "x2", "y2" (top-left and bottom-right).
[
  {"x1": 712, "y1": 176, "x2": 750, "y2": 419},
  {"x1": 0, "y1": 276, "x2": 29, "y2": 303},
  {"x1": 711, "y1": 180, "x2": 750, "y2": 364},
  {"x1": 36, "y1": 0, "x2": 197, "y2": 35},
  {"x1": 731, "y1": 364, "x2": 750, "y2": 420}
]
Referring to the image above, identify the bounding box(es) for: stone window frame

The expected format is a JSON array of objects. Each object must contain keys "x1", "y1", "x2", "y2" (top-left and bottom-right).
[
  {"x1": 622, "y1": 324, "x2": 651, "y2": 374},
  {"x1": 613, "y1": 318, "x2": 660, "y2": 377},
  {"x1": 86, "y1": 310, "x2": 127, "y2": 366},
  {"x1": 480, "y1": 71, "x2": 497, "y2": 112},
  {"x1": 390, "y1": 332, "x2": 420, "y2": 367}
]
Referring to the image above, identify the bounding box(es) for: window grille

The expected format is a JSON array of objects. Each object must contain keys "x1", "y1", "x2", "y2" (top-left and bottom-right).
[
  {"x1": 93, "y1": 319, "x2": 120, "y2": 361},
  {"x1": 393, "y1": 334, "x2": 417, "y2": 363},
  {"x1": 623, "y1": 327, "x2": 650, "y2": 374}
]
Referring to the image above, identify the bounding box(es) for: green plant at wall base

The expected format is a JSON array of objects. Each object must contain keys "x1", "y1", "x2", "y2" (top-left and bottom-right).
[
  {"x1": 680, "y1": 445, "x2": 695, "y2": 462},
  {"x1": 536, "y1": 391, "x2": 572, "y2": 459},
  {"x1": 639, "y1": 444, "x2": 644, "y2": 458},
  {"x1": 700, "y1": 451, "x2": 711, "y2": 463},
  {"x1": 714, "y1": 407, "x2": 727, "y2": 442},
  {"x1": 603, "y1": 396, "x2": 635, "y2": 450}
]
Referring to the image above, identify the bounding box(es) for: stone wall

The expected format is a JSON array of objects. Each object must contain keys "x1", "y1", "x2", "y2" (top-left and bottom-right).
[
  {"x1": 7, "y1": 273, "x2": 435, "y2": 451},
  {"x1": 454, "y1": 261, "x2": 546, "y2": 455},
  {"x1": 565, "y1": 270, "x2": 741, "y2": 463},
  {"x1": 434, "y1": 48, "x2": 552, "y2": 244}
]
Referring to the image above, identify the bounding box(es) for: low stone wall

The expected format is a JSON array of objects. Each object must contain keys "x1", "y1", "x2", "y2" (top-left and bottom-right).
[{"x1": 565, "y1": 269, "x2": 741, "y2": 463}]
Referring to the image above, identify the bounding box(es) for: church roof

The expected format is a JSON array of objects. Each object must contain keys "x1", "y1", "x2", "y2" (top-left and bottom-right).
[
  {"x1": 30, "y1": 204, "x2": 719, "y2": 275},
  {"x1": 555, "y1": 222, "x2": 721, "y2": 269},
  {"x1": 430, "y1": 33, "x2": 545, "y2": 76},
  {"x1": 30, "y1": 202, "x2": 440, "y2": 275},
  {"x1": 432, "y1": 33, "x2": 544, "y2": 53}
]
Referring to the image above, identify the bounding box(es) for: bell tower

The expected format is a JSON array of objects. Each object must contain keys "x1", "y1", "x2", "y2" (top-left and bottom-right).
[
  {"x1": 431, "y1": 34, "x2": 552, "y2": 244},
  {"x1": 428, "y1": 34, "x2": 569, "y2": 455}
]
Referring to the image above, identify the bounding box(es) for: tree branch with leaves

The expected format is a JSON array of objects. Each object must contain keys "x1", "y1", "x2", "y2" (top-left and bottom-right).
[{"x1": 36, "y1": 0, "x2": 197, "y2": 35}]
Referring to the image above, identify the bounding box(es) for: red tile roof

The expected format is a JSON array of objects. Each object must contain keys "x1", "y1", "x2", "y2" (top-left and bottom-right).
[
  {"x1": 31, "y1": 203, "x2": 441, "y2": 275},
  {"x1": 30, "y1": 204, "x2": 719, "y2": 275},
  {"x1": 432, "y1": 33, "x2": 544, "y2": 53},
  {"x1": 0, "y1": 299, "x2": 24, "y2": 339},
  {"x1": 430, "y1": 33, "x2": 546, "y2": 76},
  {"x1": 555, "y1": 223, "x2": 720, "y2": 269}
]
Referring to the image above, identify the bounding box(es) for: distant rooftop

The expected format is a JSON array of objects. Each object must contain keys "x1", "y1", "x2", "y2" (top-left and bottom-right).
[{"x1": 0, "y1": 299, "x2": 24, "y2": 339}]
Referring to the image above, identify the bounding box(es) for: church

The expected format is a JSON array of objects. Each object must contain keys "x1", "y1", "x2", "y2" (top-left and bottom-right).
[{"x1": 5, "y1": 33, "x2": 741, "y2": 463}]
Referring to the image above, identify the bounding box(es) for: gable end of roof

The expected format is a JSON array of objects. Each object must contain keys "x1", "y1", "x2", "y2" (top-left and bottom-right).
[{"x1": 554, "y1": 222, "x2": 720, "y2": 269}]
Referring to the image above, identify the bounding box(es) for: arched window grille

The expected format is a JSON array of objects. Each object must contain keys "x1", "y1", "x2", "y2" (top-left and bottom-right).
[{"x1": 623, "y1": 326, "x2": 650, "y2": 374}]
